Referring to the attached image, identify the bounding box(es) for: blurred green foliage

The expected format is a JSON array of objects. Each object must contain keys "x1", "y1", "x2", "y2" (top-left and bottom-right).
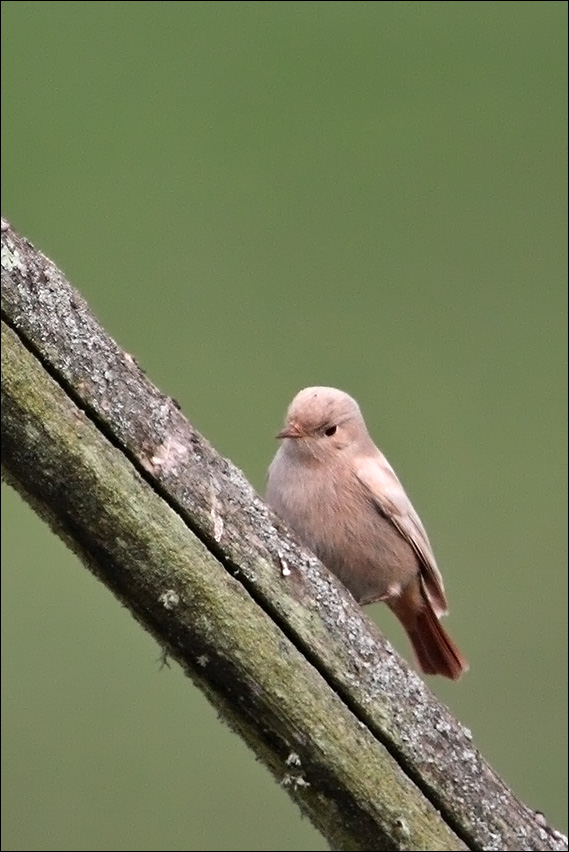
[{"x1": 2, "y1": 2, "x2": 567, "y2": 850}]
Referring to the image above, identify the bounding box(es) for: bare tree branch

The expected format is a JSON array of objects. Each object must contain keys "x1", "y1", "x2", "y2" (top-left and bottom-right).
[{"x1": 1, "y1": 220, "x2": 566, "y2": 852}]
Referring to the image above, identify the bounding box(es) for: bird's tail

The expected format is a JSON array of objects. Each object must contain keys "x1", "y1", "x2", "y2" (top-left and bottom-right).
[{"x1": 389, "y1": 577, "x2": 469, "y2": 680}]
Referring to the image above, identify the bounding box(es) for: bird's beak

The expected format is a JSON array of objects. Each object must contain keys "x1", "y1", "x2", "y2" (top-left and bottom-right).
[{"x1": 276, "y1": 420, "x2": 304, "y2": 439}]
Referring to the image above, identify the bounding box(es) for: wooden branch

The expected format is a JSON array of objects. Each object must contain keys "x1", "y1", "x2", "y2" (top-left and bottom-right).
[{"x1": 1, "y1": 220, "x2": 566, "y2": 852}]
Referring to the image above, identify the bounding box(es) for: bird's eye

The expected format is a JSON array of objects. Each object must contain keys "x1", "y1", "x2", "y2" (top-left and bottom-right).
[{"x1": 324, "y1": 425, "x2": 337, "y2": 437}]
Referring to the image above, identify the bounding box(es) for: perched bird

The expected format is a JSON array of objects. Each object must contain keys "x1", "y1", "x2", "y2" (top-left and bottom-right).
[{"x1": 266, "y1": 386, "x2": 468, "y2": 680}]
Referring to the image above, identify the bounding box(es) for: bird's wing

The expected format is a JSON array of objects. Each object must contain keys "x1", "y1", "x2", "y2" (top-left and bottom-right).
[{"x1": 354, "y1": 452, "x2": 448, "y2": 616}]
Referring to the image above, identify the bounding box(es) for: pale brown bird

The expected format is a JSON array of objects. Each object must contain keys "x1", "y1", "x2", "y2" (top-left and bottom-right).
[{"x1": 266, "y1": 386, "x2": 468, "y2": 680}]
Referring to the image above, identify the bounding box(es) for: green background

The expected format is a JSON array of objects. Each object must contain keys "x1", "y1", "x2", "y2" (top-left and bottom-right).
[{"x1": 1, "y1": 2, "x2": 567, "y2": 850}]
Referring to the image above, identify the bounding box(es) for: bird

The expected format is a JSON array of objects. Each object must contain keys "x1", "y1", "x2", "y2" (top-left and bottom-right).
[{"x1": 266, "y1": 386, "x2": 468, "y2": 679}]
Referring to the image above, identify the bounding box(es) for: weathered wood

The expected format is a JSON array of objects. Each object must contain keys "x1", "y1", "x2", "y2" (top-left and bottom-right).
[{"x1": 2, "y1": 221, "x2": 566, "y2": 851}]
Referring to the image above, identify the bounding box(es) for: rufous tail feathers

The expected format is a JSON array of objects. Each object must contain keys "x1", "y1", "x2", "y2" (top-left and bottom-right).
[{"x1": 389, "y1": 577, "x2": 469, "y2": 680}]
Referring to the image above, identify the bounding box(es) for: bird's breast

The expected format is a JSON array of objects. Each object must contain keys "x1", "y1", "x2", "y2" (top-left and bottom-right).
[{"x1": 266, "y1": 450, "x2": 419, "y2": 604}]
